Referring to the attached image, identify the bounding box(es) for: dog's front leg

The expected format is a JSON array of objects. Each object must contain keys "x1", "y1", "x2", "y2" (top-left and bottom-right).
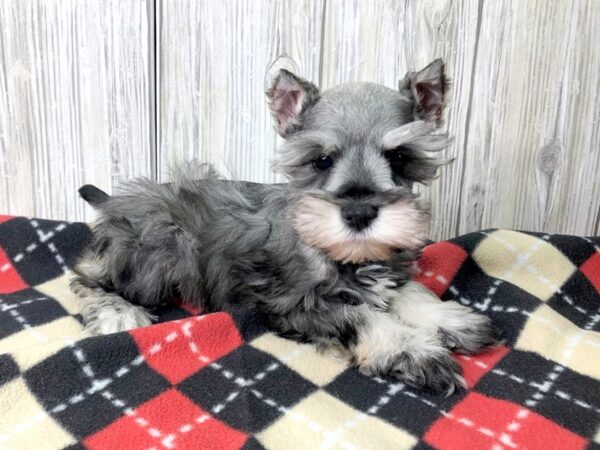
[
  {"x1": 349, "y1": 305, "x2": 465, "y2": 394},
  {"x1": 387, "y1": 281, "x2": 501, "y2": 354},
  {"x1": 266, "y1": 294, "x2": 470, "y2": 393}
]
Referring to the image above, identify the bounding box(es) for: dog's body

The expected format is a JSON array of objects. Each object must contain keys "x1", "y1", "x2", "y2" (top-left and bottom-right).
[{"x1": 72, "y1": 59, "x2": 500, "y2": 394}]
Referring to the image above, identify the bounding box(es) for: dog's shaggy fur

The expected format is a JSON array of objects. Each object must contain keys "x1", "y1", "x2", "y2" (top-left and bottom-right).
[{"x1": 71, "y1": 59, "x2": 500, "y2": 394}]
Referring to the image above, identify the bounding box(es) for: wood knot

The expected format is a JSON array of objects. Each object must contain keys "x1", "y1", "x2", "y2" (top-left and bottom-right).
[{"x1": 537, "y1": 142, "x2": 562, "y2": 173}]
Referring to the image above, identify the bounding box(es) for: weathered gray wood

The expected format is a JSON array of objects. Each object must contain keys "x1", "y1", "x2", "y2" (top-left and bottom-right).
[
  {"x1": 0, "y1": 0, "x2": 152, "y2": 222},
  {"x1": 158, "y1": 0, "x2": 325, "y2": 183},
  {"x1": 1, "y1": 0, "x2": 598, "y2": 238},
  {"x1": 459, "y1": 0, "x2": 600, "y2": 238}
]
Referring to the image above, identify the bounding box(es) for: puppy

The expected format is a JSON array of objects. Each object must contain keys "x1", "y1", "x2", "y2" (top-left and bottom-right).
[{"x1": 71, "y1": 59, "x2": 500, "y2": 394}]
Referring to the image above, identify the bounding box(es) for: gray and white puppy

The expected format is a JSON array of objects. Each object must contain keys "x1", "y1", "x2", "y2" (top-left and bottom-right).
[{"x1": 71, "y1": 59, "x2": 500, "y2": 394}]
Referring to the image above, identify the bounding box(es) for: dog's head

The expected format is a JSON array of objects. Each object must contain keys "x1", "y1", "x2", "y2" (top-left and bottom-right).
[{"x1": 267, "y1": 59, "x2": 452, "y2": 264}]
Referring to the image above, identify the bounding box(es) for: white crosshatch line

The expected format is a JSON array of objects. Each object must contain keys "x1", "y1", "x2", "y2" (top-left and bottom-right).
[
  {"x1": 2, "y1": 229, "x2": 598, "y2": 448},
  {"x1": 29, "y1": 220, "x2": 69, "y2": 274},
  {"x1": 178, "y1": 317, "x2": 371, "y2": 450},
  {"x1": 0, "y1": 219, "x2": 71, "y2": 351},
  {"x1": 249, "y1": 387, "x2": 362, "y2": 450},
  {"x1": 423, "y1": 250, "x2": 600, "y2": 351},
  {"x1": 177, "y1": 247, "x2": 597, "y2": 449},
  {"x1": 371, "y1": 376, "x2": 510, "y2": 446},
  {"x1": 420, "y1": 238, "x2": 600, "y2": 445},
  {"x1": 73, "y1": 316, "x2": 279, "y2": 450},
  {"x1": 580, "y1": 236, "x2": 600, "y2": 253},
  {"x1": 68, "y1": 340, "x2": 193, "y2": 450},
  {"x1": 180, "y1": 317, "x2": 310, "y2": 413},
  {"x1": 0, "y1": 349, "x2": 165, "y2": 447},
  {"x1": 317, "y1": 384, "x2": 403, "y2": 450},
  {"x1": 66, "y1": 317, "x2": 267, "y2": 449},
  {"x1": 468, "y1": 231, "x2": 549, "y2": 315},
  {"x1": 212, "y1": 231, "x2": 600, "y2": 449},
  {"x1": 0, "y1": 240, "x2": 42, "y2": 272},
  {"x1": 450, "y1": 279, "x2": 584, "y2": 337},
  {"x1": 136, "y1": 233, "x2": 600, "y2": 448},
  {"x1": 482, "y1": 231, "x2": 594, "y2": 316},
  {"x1": 0, "y1": 220, "x2": 70, "y2": 275},
  {"x1": 458, "y1": 343, "x2": 600, "y2": 415},
  {"x1": 63, "y1": 321, "x2": 253, "y2": 450},
  {"x1": 0, "y1": 296, "x2": 49, "y2": 343},
  {"x1": 199, "y1": 337, "x2": 516, "y2": 450},
  {"x1": 0, "y1": 296, "x2": 52, "y2": 311},
  {"x1": 320, "y1": 372, "x2": 511, "y2": 448},
  {"x1": 494, "y1": 302, "x2": 600, "y2": 449},
  {"x1": 160, "y1": 317, "x2": 367, "y2": 449},
  {"x1": 422, "y1": 269, "x2": 532, "y2": 319},
  {"x1": 197, "y1": 357, "x2": 375, "y2": 450},
  {"x1": 477, "y1": 232, "x2": 600, "y2": 348},
  {"x1": 0, "y1": 323, "x2": 196, "y2": 447},
  {"x1": 446, "y1": 275, "x2": 600, "y2": 418}
]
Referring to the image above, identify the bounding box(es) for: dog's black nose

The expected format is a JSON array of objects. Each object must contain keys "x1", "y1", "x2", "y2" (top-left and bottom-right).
[{"x1": 341, "y1": 204, "x2": 379, "y2": 231}]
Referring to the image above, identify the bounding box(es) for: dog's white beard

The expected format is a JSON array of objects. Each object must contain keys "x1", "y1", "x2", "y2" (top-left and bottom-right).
[{"x1": 293, "y1": 195, "x2": 428, "y2": 263}]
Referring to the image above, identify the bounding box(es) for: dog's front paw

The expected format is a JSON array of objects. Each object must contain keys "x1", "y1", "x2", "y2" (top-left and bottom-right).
[
  {"x1": 82, "y1": 295, "x2": 156, "y2": 335},
  {"x1": 85, "y1": 307, "x2": 155, "y2": 335},
  {"x1": 389, "y1": 350, "x2": 466, "y2": 395},
  {"x1": 354, "y1": 309, "x2": 468, "y2": 395},
  {"x1": 439, "y1": 310, "x2": 503, "y2": 354}
]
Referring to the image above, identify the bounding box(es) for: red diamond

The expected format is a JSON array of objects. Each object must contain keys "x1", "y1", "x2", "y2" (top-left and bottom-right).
[
  {"x1": 425, "y1": 392, "x2": 587, "y2": 450},
  {"x1": 84, "y1": 389, "x2": 247, "y2": 450},
  {"x1": 0, "y1": 215, "x2": 14, "y2": 224},
  {"x1": 580, "y1": 251, "x2": 600, "y2": 295},
  {"x1": 131, "y1": 313, "x2": 243, "y2": 384},
  {"x1": 0, "y1": 247, "x2": 28, "y2": 294},
  {"x1": 415, "y1": 242, "x2": 468, "y2": 297},
  {"x1": 456, "y1": 345, "x2": 510, "y2": 388}
]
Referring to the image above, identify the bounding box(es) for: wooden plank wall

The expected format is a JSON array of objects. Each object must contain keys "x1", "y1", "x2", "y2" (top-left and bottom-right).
[
  {"x1": 1, "y1": 0, "x2": 599, "y2": 240},
  {"x1": 158, "y1": 0, "x2": 324, "y2": 183},
  {"x1": 0, "y1": 0, "x2": 153, "y2": 222},
  {"x1": 460, "y1": 0, "x2": 600, "y2": 237}
]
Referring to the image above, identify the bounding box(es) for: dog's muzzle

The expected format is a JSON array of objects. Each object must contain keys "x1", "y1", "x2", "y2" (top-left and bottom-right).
[{"x1": 292, "y1": 187, "x2": 428, "y2": 263}]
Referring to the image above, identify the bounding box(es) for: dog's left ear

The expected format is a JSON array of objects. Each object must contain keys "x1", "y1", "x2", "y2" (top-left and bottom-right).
[
  {"x1": 266, "y1": 69, "x2": 320, "y2": 137},
  {"x1": 400, "y1": 58, "x2": 448, "y2": 124}
]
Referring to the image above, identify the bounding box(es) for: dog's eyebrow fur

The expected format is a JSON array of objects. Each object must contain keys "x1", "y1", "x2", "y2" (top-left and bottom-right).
[
  {"x1": 381, "y1": 121, "x2": 437, "y2": 149},
  {"x1": 274, "y1": 131, "x2": 339, "y2": 169}
]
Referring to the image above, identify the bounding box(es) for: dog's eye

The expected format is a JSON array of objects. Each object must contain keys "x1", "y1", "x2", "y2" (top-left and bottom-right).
[
  {"x1": 384, "y1": 148, "x2": 405, "y2": 173},
  {"x1": 313, "y1": 154, "x2": 334, "y2": 171}
]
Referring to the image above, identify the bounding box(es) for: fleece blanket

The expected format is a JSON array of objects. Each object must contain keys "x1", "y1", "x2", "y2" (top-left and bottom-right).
[{"x1": 0, "y1": 214, "x2": 599, "y2": 450}]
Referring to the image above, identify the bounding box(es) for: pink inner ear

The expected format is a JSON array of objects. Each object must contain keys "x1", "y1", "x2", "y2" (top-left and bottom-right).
[
  {"x1": 272, "y1": 89, "x2": 301, "y2": 131},
  {"x1": 416, "y1": 81, "x2": 443, "y2": 119}
]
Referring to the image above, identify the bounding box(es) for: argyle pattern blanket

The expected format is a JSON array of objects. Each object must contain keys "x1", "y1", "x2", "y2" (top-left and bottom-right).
[{"x1": 0, "y1": 214, "x2": 599, "y2": 450}]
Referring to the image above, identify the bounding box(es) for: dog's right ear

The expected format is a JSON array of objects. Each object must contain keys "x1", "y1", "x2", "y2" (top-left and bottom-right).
[
  {"x1": 400, "y1": 59, "x2": 449, "y2": 125},
  {"x1": 266, "y1": 69, "x2": 320, "y2": 137}
]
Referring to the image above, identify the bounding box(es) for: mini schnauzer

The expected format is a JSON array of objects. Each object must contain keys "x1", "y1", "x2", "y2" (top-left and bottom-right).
[{"x1": 71, "y1": 59, "x2": 500, "y2": 394}]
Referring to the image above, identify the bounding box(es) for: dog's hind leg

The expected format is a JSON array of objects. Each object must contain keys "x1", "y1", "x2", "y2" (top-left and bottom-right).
[{"x1": 70, "y1": 253, "x2": 156, "y2": 335}]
